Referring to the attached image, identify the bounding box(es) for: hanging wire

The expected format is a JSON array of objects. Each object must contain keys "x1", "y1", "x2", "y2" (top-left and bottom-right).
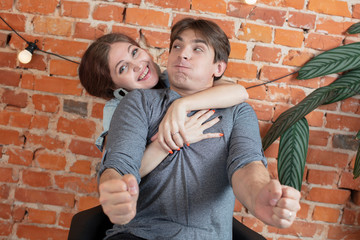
[
  {"x1": 0, "y1": 15, "x2": 80, "y2": 64},
  {"x1": 0, "y1": 15, "x2": 297, "y2": 88}
]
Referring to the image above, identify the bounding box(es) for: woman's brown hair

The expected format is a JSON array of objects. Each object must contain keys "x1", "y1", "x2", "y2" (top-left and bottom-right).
[{"x1": 78, "y1": 33, "x2": 139, "y2": 100}]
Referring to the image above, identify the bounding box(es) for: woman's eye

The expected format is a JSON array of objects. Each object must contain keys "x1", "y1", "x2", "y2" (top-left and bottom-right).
[
  {"x1": 132, "y1": 48, "x2": 138, "y2": 57},
  {"x1": 119, "y1": 65, "x2": 127, "y2": 74}
]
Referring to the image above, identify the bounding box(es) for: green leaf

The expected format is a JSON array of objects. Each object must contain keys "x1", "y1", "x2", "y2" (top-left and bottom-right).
[
  {"x1": 278, "y1": 118, "x2": 309, "y2": 191},
  {"x1": 357, "y1": 130, "x2": 360, "y2": 140},
  {"x1": 354, "y1": 145, "x2": 360, "y2": 179},
  {"x1": 347, "y1": 22, "x2": 360, "y2": 34},
  {"x1": 297, "y1": 42, "x2": 360, "y2": 79}
]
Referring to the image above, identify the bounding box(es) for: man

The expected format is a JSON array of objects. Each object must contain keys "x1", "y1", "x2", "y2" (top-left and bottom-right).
[{"x1": 99, "y1": 18, "x2": 301, "y2": 240}]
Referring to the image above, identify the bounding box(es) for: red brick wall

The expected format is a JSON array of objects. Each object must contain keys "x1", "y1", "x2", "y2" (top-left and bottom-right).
[{"x1": 0, "y1": 0, "x2": 359, "y2": 239}]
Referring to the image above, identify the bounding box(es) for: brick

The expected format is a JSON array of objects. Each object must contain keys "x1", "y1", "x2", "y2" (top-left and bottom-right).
[
  {"x1": 0, "y1": 220, "x2": 12, "y2": 236},
  {"x1": 341, "y1": 98, "x2": 360, "y2": 114},
  {"x1": 233, "y1": 199, "x2": 243, "y2": 212},
  {"x1": 16, "y1": 224, "x2": 69, "y2": 240},
  {"x1": 266, "y1": 85, "x2": 291, "y2": 103},
  {"x1": 54, "y1": 175, "x2": 97, "y2": 194},
  {"x1": 242, "y1": 216, "x2": 265, "y2": 233},
  {"x1": 0, "y1": 167, "x2": 16, "y2": 183},
  {"x1": 0, "y1": 110, "x2": 11, "y2": 125},
  {"x1": 0, "y1": 129, "x2": 24, "y2": 145},
  {"x1": 328, "y1": 225, "x2": 360, "y2": 239},
  {"x1": 61, "y1": 1, "x2": 90, "y2": 19},
  {"x1": 307, "y1": 169, "x2": 339, "y2": 186},
  {"x1": 0, "y1": 70, "x2": 21, "y2": 87},
  {"x1": 283, "y1": 0, "x2": 305, "y2": 9},
  {"x1": 63, "y1": 99, "x2": 88, "y2": 116},
  {"x1": 325, "y1": 113, "x2": 359, "y2": 132},
  {"x1": 26, "y1": 133, "x2": 65, "y2": 150},
  {"x1": 7, "y1": 148, "x2": 33, "y2": 166},
  {"x1": 74, "y1": 22, "x2": 107, "y2": 40},
  {"x1": 141, "y1": 30, "x2": 170, "y2": 49},
  {"x1": 341, "y1": 208, "x2": 357, "y2": 225},
  {"x1": 312, "y1": 206, "x2": 340, "y2": 223},
  {"x1": 33, "y1": 16, "x2": 72, "y2": 37},
  {"x1": 13, "y1": 206, "x2": 26, "y2": 221},
  {"x1": 16, "y1": 0, "x2": 58, "y2": 14},
  {"x1": 24, "y1": 75, "x2": 83, "y2": 96},
  {"x1": 263, "y1": 142, "x2": 279, "y2": 159},
  {"x1": 290, "y1": 87, "x2": 306, "y2": 105},
  {"x1": 252, "y1": 45, "x2": 281, "y2": 63},
  {"x1": 0, "y1": 203, "x2": 11, "y2": 219},
  {"x1": 91, "y1": 102, "x2": 104, "y2": 119},
  {"x1": 306, "y1": 187, "x2": 350, "y2": 204},
  {"x1": 27, "y1": 208, "x2": 56, "y2": 224},
  {"x1": 305, "y1": 33, "x2": 343, "y2": 51},
  {"x1": 229, "y1": 41, "x2": 247, "y2": 60},
  {"x1": 268, "y1": 220, "x2": 325, "y2": 237},
  {"x1": 288, "y1": 11, "x2": 316, "y2": 29},
  {"x1": 259, "y1": 65, "x2": 297, "y2": 84},
  {"x1": 115, "y1": 0, "x2": 140, "y2": 4},
  {"x1": 249, "y1": 7, "x2": 287, "y2": 26},
  {"x1": 352, "y1": 191, "x2": 360, "y2": 206},
  {"x1": 308, "y1": 130, "x2": 330, "y2": 146},
  {"x1": 43, "y1": 38, "x2": 87, "y2": 58},
  {"x1": 22, "y1": 170, "x2": 52, "y2": 188},
  {"x1": 238, "y1": 80, "x2": 266, "y2": 100},
  {"x1": 305, "y1": 111, "x2": 324, "y2": 127},
  {"x1": 332, "y1": 134, "x2": 358, "y2": 151},
  {"x1": 227, "y1": 2, "x2": 255, "y2": 18},
  {"x1": 192, "y1": 0, "x2": 226, "y2": 14},
  {"x1": 112, "y1": 25, "x2": 139, "y2": 42},
  {"x1": 92, "y1": 4, "x2": 124, "y2": 22},
  {"x1": 126, "y1": 8, "x2": 170, "y2": 28},
  {"x1": 0, "y1": 184, "x2": 10, "y2": 199},
  {"x1": 247, "y1": 100, "x2": 273, "y2": 121},
  {"x1": 297, "y1": 202, "x2": 310, "y2": 220},
  {"x1": 0, "y1": 0, "x2": 13, "y2": 10},
  {"x1": 15, "y1": 188, "x2": 75, "y2": 207},
  {"x1": 224, "y1": 62, "x2": 257, "y2": 79},
  {"x1": 354, "y1": 4, "x2": 360, "y2": 19},
  {"x1": 69, "y1": 139, "x2": 102, "y2": 158},
  {"x1": 237, "y1": 23, "x2": 272, "y2": 43},
  {"x1": 283, "y1": 50, "x2": 314, "y2": 67},
  {"x1": 78, "y1": 196, "x2": 100, "y2": 211},
  {"x1": 31, "y1": 116, "x2": 49, "y2": 131},
  {"x1": 0, "y1": 13, "x2": 26, "y2": 32},
  {"x1": 9, "y1": 112, "x2": 32, "y2": 128},
  {"x1": 146, "y1": 0, "x2": 190, "y2": 10},
  {"x1": 0, "y1": 51, "x2": 17, "y2": 68},
  {"x1": 34, "y1": 151, "x2": 67, "y2": 171},
  {"x1": 317, "y1": 18, "x2": 354, "y2": 35},
  {"x1": 306, "y1": 148, "x2": 349, "y2": 168},
  {"x1": 19, "y1": 53, "x2": 47, "y2": 71},
  {"x1": 273, "y1": 104, "x2": 292, "y2": 122},
  {"x1": 50, "y1": 59, "x2": 79, "y2": 77},
  {"x1": 339, "y1": 172, "x2": 360, "y2": 191},
  {"x1": 57, "y1": 117, "x2": 96, "y2": 138},
  {"x1": 1, "y1": 89, "x2": 28, "y2": 108},
  {"x1": 59, "y1": 211, "x2": 74, "y2": 228},
  {"x1": 274, "y1": 29, "x2": 304, "y2": 48},
  {"x1": 308, "y1": 0, "x2": 351, "y2": 18},
  {"x1": 70, "y1": 160, "x2": 91, "y2": 175},
  {"x1": 32, "y1": 94, "x2": 60, "y2": 113},
  {"x1": 0, "y1": 32, "x2": 6, "y2": 47}
]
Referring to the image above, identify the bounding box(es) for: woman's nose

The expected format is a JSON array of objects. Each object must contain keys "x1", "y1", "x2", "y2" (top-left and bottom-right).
[{"x1": 132, "y1": 63, "x2": 143, "y2": 72}]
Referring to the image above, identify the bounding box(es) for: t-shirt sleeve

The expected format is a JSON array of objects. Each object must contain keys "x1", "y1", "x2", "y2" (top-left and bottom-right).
[
  {"x1": 98, "y1": 90, "x2": 148, "y2": 183},
  {"x1": 226, "y1": 103, "x2": 267, "y2": 184}
]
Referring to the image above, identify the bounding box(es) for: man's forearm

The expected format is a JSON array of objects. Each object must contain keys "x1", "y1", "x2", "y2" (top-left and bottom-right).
[
  {"x1": 99, "y1": 168, "x2": 123, "y2": 185},
  {"x1": 231, "y1": 161, "x2": 271, "y2": 215}
]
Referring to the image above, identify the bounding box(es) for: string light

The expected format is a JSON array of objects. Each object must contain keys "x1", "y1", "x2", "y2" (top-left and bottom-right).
[
  {"x1": 0, "y1": 14, "x2": 295, "y2": 89},
  {"x1": 0, "y1": 15, "x2": 79, "y2": 65},
  {"x1": 245, "y1": 0, "x2": 257, "y2": 4}
]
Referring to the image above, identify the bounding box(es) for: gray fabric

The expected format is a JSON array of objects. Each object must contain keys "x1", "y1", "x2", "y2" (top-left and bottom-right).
[{"x1": 100, "y1": 88, "x2": 267, "y2": 240}]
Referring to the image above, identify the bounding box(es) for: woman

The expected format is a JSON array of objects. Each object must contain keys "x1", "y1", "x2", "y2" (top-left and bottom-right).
[{"x1": 78, "y1": 33, "x2": 249, "y2": 176}]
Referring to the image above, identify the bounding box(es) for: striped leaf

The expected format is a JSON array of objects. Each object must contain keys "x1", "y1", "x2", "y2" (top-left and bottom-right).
[
  {"x1": 347, "y1": 22, "x2": 360, "y2": 34},
  {"x1": 297, "y1": 42, "x2": 360, "y2": 79},
  {"x1": 278, "y1": 118, "x2": 309, "y2": 191},
  {"x1": 354, "y1": 145, "x2": 360, "y2": 179},
  {"x1": 357, "y1": 130, "x2": 360, "y2": 140},
  {"x1": 263, "y1": 69, "x2": 360, "y2": 150}
]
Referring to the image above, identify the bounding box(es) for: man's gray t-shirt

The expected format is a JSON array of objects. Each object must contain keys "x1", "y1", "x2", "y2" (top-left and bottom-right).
[{"x1": 100, "y1": 88, "x2": 267, "y2": 240}]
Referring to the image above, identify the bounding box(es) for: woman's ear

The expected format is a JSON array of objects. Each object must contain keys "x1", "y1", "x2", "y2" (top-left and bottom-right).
[{"x1": 213, "y1": 61, "x2": 227, "y2": 78}]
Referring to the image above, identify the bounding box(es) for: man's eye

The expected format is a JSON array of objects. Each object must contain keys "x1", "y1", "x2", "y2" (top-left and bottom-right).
[
  {"x1": 194, "y1": 46, "x2": 204, "y2": 52},
  {"x1": 132, "y1": 48, "x2": 138, "y2": 57},
  {"x1": 119, "y1": 65, "x2": 127, "y2": 74},
  {"x1": 173, "y1": 44, "x2": 180, "y2": 49}
]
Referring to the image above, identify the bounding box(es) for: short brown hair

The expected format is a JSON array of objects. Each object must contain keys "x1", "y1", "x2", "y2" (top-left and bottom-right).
[
  {"x1": 169, "y1": 18, "x2": 230, "y2": 80},
  {"x1": 78, "y1": 33, "x2": 139, "y2": 100}
]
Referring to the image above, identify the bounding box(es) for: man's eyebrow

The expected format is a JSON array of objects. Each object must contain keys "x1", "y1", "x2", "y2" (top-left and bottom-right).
[
  {"x1": 115, "y1": 44, "x2": 132, "y2": 71},
  {"x1": 174, "y1": 36, "x2": 209, "y2": 48}
]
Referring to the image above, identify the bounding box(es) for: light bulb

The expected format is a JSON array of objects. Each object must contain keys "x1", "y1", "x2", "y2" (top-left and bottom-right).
[
  {"x1": 245, "y1": 0, "x2": 257, "y2": 4},
  {"x1": 18, "y1": 49, "x2": 33, "y2": 64}
]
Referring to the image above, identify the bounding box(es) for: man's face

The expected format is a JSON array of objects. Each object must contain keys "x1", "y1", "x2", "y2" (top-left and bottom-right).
[{"x1": 167, "y1": 29, "x2": 223, "y2": 96}]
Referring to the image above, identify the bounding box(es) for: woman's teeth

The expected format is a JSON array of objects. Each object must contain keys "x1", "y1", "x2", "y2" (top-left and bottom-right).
[{"x1": 139, "y1": 67, "x2": 149, "y2": 80}]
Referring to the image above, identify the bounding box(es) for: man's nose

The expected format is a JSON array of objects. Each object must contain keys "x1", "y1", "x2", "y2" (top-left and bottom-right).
[{"x1": 180, "y1": 47, "x2": 191, "y2": 60}]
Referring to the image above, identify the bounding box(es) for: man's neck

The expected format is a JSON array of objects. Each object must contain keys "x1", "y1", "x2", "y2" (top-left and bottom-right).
[{"x1": 169, "y1": 85, "x2": 212, "y2": 97}]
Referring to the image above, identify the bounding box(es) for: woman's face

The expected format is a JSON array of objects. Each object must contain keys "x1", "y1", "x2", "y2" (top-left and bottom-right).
[{"x1": 108, "y1": 42, "x2": 159, "y2": 91}]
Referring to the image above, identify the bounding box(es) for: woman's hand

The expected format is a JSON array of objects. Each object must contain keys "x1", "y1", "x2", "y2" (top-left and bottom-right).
[{"x1": 153, "y1": 106, "x2": 223, "y2": 152}]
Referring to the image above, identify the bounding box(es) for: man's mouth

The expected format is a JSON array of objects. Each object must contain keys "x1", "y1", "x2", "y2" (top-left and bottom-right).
[{"x1": 138, "y1": 66, "x2": 150, "y2": 81}]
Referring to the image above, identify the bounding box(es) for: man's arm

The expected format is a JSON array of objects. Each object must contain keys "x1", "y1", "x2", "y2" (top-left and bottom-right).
[{"x1": 232, "y1": 161, "x2": 301, "y2": 228}]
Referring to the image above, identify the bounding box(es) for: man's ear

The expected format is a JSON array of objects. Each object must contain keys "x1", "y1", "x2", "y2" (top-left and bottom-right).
[{"x1": 213, "y1": 61, "x2": 227, "y2": 78}]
